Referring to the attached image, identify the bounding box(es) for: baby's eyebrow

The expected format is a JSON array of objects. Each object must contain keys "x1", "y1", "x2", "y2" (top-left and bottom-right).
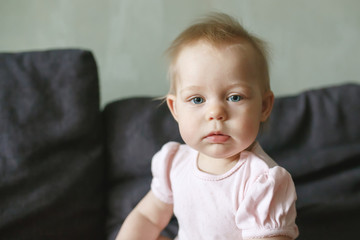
[
  {"x1": 179, "y1": 86, "x2": 202, "y2": 94},
  {"x1": 227, "y1": 82, "x2": 253, "y2": 89},
  {"x1": 178, "y1": 82, "x2": 254, "y2": 96}
]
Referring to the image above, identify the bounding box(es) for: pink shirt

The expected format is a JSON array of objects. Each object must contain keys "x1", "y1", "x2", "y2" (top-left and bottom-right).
[{"x1": 151, "y1": 142, "x2": 299, "y2": 240}]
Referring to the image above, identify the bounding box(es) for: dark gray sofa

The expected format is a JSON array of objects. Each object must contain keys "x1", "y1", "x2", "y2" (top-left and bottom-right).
[{"x1": 1, "y1": 49, "x2": 359, "y2": 240}]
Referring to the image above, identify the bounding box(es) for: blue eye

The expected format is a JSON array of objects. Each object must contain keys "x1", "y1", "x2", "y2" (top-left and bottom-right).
[
  {"x1": 190, "y1": 97, "x2": 205, "y2": 104},
  {"x1": 228, "y1": 95, "x2": 243, "y2": 102}
]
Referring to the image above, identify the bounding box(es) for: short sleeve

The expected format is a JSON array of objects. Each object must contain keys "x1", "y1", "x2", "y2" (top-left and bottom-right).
[
  {"x1": 150, "y1": 142, "x2": 180, "y2": 204},
  {"x1": 236, "y1": 166, "x2": 299, "y2": 239}
]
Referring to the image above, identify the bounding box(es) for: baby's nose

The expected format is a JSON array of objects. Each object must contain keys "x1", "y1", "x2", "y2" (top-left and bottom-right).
[{"x1": 206, "y1": 103, "x2": 227, "y2": 121}]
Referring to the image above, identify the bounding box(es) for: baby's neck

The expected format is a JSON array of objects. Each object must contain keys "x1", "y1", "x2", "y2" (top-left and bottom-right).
[{"x1": 197, "y1": 153, "x2": 240, "y2": 175}]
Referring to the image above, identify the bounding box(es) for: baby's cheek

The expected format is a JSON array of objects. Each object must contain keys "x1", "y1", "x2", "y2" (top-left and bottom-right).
[
  {"x1": 178, "y1": 122, "x2": 193, "y2": 142},
  {"x1": 235, "y1": 117, "x2": 260, "y2": 136}
]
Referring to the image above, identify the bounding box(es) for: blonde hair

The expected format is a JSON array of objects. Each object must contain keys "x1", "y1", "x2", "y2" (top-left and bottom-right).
[{"x1": 166, "y1": 13, "x2": 270, "y2": 94}]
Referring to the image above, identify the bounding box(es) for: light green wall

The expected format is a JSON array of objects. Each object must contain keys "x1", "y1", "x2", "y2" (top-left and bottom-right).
[{"x1": 1, "y1": 0, "x2": 359, "y2": 106}]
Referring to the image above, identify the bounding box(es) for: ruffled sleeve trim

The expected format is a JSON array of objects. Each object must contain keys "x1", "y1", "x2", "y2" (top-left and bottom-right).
[{"x1": 242, "y1": 227, "x2": 299, "y2": 239}]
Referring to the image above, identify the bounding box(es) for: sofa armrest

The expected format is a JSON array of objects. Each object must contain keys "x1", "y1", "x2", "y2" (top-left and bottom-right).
[{"x1": 0, "y1": 49, "x2": 106, "y2": 239}]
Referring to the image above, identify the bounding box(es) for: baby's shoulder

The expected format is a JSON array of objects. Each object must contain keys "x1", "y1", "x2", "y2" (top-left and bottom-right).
[
  {"x1": 152, "y1": 142, "x2": 194, "y2": 165},
  {"x1": 244, "y1": 143, "x2": 278, "y2": 170},
  {"x1": 159, "y1": 141, "x2": 181, "y2": 153},
  {"x1": 152, "y1": 142, "x2": 180, "y2": 164},
  {"x1": 240, "y1": 143, "x2": 294, "y2": 187},
  {"x1": 156, "y1": 141, "x2": 192, "y2": 156}
]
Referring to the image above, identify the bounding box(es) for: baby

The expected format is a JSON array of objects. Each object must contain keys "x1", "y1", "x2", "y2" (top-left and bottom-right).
[{"x1": 116, "y1": 13, "x2": 299, "y2": 240}]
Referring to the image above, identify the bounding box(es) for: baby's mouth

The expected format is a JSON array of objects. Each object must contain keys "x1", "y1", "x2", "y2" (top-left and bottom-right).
[{"x1": 204, "y1": 132, "x2": 230, "y2": 144}]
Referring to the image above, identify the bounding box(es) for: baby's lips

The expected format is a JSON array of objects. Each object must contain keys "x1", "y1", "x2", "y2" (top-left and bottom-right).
[{"x1": 204, "y1": 133, "x2": 230, "y2": 143}]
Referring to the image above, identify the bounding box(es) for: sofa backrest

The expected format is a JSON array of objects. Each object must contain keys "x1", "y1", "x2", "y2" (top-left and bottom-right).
[{"x1": 258, "y1": 84, "x2": 360, "y2": 239}]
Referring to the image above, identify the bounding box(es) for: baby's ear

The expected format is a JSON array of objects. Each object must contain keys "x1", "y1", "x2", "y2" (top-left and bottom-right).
[
  {"x1": 261, "y1": 91, "x2": 274, "y2": 122},
  {"x1": 166, "y1": 94, "x2": 179, "y2": 121}
]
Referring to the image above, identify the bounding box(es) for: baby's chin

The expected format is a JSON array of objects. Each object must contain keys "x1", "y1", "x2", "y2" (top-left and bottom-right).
[{"x1": 184, "y1": 139, "x2": 253, "y2": 160}]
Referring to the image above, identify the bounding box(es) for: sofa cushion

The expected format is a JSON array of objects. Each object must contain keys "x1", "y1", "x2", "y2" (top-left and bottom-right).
[
  {"x1": 0, "y1": 49, "x2": 105, "y2": 239},
  {"x1": 104, "y1": 84, "x2": 360, "y2": 240}
]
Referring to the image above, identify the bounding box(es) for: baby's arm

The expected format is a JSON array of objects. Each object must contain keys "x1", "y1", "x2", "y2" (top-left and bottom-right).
[{"x1": 116, "y1": 190, "x2": 173, "y2": 240}]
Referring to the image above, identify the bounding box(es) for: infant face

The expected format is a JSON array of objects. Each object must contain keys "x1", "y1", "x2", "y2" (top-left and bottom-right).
[{"x1": 167, "y1": 40, "x2": 272, "y2": 162}]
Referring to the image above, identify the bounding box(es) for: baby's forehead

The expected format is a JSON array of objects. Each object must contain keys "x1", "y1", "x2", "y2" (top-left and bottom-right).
[
  {"x1": 177, "y1": 40, "x2": 260, "y2": 63},
  {"x1": 172, "y1": 40, "x2": 268, "y2": 92},
  {"x1": 175, "y1": 40, "x2": 263, "y2": 75}
]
